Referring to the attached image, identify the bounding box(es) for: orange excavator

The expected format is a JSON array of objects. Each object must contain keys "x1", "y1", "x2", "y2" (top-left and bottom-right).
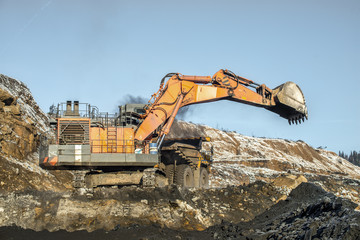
[{"x1": 39, "y1": 69, "x2": 308, "y2": 189}]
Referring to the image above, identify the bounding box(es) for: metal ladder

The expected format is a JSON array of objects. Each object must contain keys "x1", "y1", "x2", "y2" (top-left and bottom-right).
[{"x1": 107, "y1": 127, "x2": 117, "y2": 153}]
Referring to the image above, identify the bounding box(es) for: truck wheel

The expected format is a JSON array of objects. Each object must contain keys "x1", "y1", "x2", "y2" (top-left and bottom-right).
[
  {"x1": 175, "y1": 165, "x2": 194, "y2": 188},
  {"x1": 165, "y1": 164, "x2": 175, "y2": 184},
  {"x1": 199, "y1": 167, "x2": 209, "y2": 189}
]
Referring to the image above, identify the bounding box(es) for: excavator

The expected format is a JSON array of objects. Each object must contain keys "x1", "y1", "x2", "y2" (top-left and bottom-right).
[{"x1": 39, "y1": 69, "x2": 308, "y2": 189}]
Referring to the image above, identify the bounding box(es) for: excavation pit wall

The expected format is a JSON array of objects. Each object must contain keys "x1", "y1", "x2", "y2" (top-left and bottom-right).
[
  {"x1": 0, "y1": 182, "x2": 283, "y2": 232},
  {"x1": 0, "y1": 183, "x2": 359, "y2": 240}
]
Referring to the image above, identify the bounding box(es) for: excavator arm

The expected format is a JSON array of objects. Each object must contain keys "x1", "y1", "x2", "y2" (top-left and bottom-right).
[{"x1": 134, "y1": 69, "x2": 308, "y2": 143}]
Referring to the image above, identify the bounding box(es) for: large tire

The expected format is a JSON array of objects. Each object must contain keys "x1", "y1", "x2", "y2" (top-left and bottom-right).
[
  {"x1": 199, "y1": 167, "x2": 209, "y2": 189},
  {"x1": 165, "y1": 164, "x2": 175, "y2": 184},
  {"x1": 175, "y1": 164, "x2": 194, "y2": 188}
]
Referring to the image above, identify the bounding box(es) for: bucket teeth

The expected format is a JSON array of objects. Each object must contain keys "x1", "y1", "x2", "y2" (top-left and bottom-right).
[{"x1": 288, "y1": 114, "x2": 307, "y2": 125}]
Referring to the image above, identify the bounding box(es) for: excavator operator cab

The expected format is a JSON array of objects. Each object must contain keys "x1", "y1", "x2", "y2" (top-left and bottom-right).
[{"x1": 118, "y1": 104, "x2": 147, "y2": 127}]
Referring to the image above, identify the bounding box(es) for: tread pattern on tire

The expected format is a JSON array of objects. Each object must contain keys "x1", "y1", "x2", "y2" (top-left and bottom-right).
[
  {"x1": 199, "y1": 167, "x2": 209, "y2": 189},
  {"x1": 165, "y1": 164, "x2": 175, "y2": 184},
  {"x1": 175, "y1": 164, "x2": 194, "y2": 187}
]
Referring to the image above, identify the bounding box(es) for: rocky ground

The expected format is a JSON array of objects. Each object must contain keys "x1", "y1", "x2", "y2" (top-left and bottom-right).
[
  {"x1": 0, "y1": 74, "x2": 359, "y2": 239},
  {"x1": 0, "y1": 182, "x2": 282, "y2": 232},
  {"x1": 1, "y1": 183, "x2": 359, "y2": 240}
]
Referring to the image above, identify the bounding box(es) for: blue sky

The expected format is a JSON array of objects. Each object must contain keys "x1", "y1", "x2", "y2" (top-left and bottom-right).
[{"x1": 0, "y1": 0, "x2": 359, "y2": 153}]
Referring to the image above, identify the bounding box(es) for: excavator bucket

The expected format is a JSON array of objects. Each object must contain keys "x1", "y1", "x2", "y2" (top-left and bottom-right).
[{"x1": 269, "y1": 82, "x2": 308, "y2": 125}]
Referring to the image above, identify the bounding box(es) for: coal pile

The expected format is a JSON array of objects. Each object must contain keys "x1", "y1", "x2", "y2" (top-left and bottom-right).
[{"x1": 207, "y1": 182, "x2": 360, "y2": 240}]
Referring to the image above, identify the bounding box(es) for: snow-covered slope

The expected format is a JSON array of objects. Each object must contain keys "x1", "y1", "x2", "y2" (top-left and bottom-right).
[
  {"x1": 169, "y1": 121, "x2": 360, "y2": 206},
  {"x1": 169, "y1": 120, "x2": 360, "y2": 179}
]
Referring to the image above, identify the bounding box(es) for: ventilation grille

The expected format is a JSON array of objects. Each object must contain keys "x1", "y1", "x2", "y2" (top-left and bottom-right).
[{"x1": 58, "y1": 119, "x2": 90, "y2": 145}]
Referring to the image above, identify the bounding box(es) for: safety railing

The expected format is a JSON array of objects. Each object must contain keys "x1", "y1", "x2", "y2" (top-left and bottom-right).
[
  {"x1": 90, "y1": 139, "x2": 135, "y2": 153},
  {"x1": 90, "y1": 139, "x2": 152, "y2": 154}
]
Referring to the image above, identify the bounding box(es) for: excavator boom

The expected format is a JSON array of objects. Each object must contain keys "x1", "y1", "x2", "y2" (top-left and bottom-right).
[{"x1": 135, "y1": 69, "x2": 308, "y2": 142}]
